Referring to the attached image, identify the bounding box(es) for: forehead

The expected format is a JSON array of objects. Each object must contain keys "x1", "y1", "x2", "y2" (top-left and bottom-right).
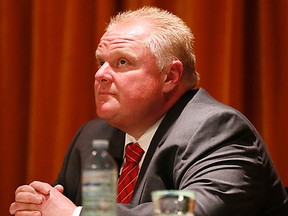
[{"x1": 96, "y1": 21, "x2": 151, "y2": 53}]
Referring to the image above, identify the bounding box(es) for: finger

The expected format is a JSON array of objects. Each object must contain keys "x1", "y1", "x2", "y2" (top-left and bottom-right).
[
  {"x1": 10, "y1": 202, "x2": 41, "y2": 215},
  {"x1": 53, "y1": 184, "x2": 64, "y2": 193},
  {"x1": 14, "y1": 185, "x2": 44, "y2": 204},
  {"x1": 14, "y1": 210, "x2": 41, "y2": 216},
  {"x1": 29, "y1": 181, "x2": 52, "y2": 195},
  {"x1": 15, "y1": 191, "x2": 44, "y2": 204},
  {"x1": 10, "y1": 202, "x2": 17, "y2": 214},
  {"x1": 15, "y1": 185, "x2": 38, "y2": 195}
]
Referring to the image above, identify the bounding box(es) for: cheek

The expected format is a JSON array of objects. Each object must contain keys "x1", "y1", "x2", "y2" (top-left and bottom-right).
[
  {"x1": 116, "y1": 68, "x2": 164, "y2": 102},
  {"x1": 122, "y1": 80, "x2": 162, "y2": 103}
]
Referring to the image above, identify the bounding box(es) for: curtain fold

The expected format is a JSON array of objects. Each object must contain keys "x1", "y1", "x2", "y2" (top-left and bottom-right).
[
  {"x1": 0, "y1": 0, "x2": 32, "y2": 214},
  {"x1": 1, "y1": 0, "x2": 287, "y2": 215}
]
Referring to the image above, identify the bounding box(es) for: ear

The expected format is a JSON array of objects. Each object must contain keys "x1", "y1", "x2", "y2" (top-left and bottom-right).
[{"x1": 162, "y1": 60, "x2": 183, "y2": 93}]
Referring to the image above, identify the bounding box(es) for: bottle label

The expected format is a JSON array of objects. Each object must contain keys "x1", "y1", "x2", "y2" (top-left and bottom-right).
[{"x1": 82, "y1": 169, "x2": 117, "y2": 216}]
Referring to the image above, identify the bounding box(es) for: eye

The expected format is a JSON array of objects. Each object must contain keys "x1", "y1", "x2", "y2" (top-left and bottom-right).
[
  {"x1": 118, "y1": 58, "x2": 127, "y2": 66},
  {"x1": 97, "y1": 60, "x2": 105, "y2": 68}
]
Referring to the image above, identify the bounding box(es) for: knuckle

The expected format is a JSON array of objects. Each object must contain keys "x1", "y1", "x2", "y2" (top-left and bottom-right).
[
  {"x1": 16, "y1": 192, "x2": 36, "y2": 203},
  {"x1": 30, "y1": 180, "x2": 41, "y2": 186},
  {"x1": 15, "y1": 185, "x2": 31, "y2": 195}
]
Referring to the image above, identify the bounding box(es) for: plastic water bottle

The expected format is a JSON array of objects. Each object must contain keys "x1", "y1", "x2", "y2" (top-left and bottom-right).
[{"x1": 81, "y1": 139, "x2": 118, "y2": 216}]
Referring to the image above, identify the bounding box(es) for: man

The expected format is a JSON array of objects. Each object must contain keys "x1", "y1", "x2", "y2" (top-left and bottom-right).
[{"x1": 10, "y1": 6, "x2": 288, "y2": 216}]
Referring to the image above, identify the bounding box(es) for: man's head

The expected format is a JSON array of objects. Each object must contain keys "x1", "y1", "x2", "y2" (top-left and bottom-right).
[
  {"x1": 94, "y1": 7, "x2": 199, "y2": 138},
  {"x1": 107, "y1": 6, "x2": 199, "y2": 88}
]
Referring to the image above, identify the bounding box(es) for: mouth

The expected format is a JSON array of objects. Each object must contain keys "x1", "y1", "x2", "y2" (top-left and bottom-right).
[
  {"x1": 97, "y1": 90, "x2": 114, "y2": 95},
  {"x1": 96, "y1": 89, "x2": 117, "y2": 100},
  {"x1": 95, "y1": 84, "x2": 116, "y2": 99}
]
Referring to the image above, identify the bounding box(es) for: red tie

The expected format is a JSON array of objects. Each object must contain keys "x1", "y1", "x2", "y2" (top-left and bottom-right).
[{"x1": 117, "y1": 142, "x2": 144, "y2": 203}]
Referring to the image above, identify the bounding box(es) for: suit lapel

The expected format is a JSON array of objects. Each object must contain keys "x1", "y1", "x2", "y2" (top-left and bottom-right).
[
  {"x1": 132, "y1": 89, "x2": 198, "y2": 204},
  {"x1": 108, "y1": 128, "x2": 125, "y2": 173}
]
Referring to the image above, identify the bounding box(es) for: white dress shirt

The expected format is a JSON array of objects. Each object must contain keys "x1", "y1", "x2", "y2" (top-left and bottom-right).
[
  {"x1": 73, "y1": 117, "x2": 164, "y2": 216},
  {"x1": 123, "y1": 116, "x2": 163, "y2": 169}
]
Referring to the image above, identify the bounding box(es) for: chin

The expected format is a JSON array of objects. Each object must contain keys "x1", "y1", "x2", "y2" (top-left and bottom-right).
[
  {"x1": 96, "y1": 110, "x2": 110, "y2": 119},
  {"x1": 96, "y1": 110, "x2": 120, "y2": 126},
  {"x1": 96, "y1": 103, "x2": 122, "y2": 122},
  {"x1": 96, "y1": 106, "x2": 115, "y2": 120}
]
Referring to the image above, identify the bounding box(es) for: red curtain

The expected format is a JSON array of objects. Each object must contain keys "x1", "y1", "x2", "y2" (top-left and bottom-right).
[{"x1": 1, "y1": 0, "x2": 287, "y2": 215}]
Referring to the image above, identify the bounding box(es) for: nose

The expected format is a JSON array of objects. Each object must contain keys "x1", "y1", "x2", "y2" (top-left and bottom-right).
[{"x1": 95, "y1": 63, "x2": 113, "y2": 83}]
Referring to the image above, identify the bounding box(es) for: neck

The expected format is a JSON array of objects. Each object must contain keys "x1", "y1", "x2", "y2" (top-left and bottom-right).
[{"x1": 121, "y1": 88, "x2": 189, "y2": 139}]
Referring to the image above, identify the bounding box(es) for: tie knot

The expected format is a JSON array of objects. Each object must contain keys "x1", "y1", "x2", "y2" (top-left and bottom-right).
[{"x1": 125, "y1": 142, "x2": 144, "y2": 163}]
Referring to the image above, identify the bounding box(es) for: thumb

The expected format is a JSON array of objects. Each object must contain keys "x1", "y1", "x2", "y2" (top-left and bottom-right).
[{"x1": 54, "y1": 184, "x2": 64, "y2": 193}]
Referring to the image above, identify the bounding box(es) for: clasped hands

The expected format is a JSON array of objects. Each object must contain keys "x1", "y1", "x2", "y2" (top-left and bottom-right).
[{"x1": 9, "y1": 181, "x2": 77, "y2": 216}]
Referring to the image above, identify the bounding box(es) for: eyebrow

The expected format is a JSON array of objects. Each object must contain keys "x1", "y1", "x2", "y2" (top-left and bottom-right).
[{"x1": 96, "y1": 49, "x2": 139, "y2": 60}]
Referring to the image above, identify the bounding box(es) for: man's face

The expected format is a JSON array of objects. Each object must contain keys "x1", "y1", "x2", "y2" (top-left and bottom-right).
[{"x1": 94, "y1": 23, "x2": 167, "y2": 135}]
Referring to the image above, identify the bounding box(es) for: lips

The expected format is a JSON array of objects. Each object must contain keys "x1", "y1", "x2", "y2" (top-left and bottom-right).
[
  {"x1": 96, "y1": 88, "x2": 117, "y2": 98},
  {"x1": 97, "y1": 90, "x2": 114, "y2": 95}
]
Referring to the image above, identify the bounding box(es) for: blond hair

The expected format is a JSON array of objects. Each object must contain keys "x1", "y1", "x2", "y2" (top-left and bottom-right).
[{"x1": 107, "y1": 6, "x2": 200, "y2": 88}]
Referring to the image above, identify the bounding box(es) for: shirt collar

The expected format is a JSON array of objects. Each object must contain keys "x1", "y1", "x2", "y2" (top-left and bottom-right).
[{"x1": 125, "y1": 116, "x2": 164, "y2": 164}]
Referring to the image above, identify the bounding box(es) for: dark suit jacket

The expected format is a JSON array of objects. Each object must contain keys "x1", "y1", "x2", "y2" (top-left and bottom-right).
[{"x1": 54, "y1": 88, "x2": 288, "y2": 215}]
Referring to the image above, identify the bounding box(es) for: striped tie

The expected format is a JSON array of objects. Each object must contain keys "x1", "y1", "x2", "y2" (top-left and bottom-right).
[{"x1": 117, "y1": 142, "x2": 144, "y2": 204}]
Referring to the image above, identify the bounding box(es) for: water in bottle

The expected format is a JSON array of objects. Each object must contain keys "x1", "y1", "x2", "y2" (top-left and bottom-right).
[{"x1": 81, "y1": 139, "x2": 118, "y2": 216}]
